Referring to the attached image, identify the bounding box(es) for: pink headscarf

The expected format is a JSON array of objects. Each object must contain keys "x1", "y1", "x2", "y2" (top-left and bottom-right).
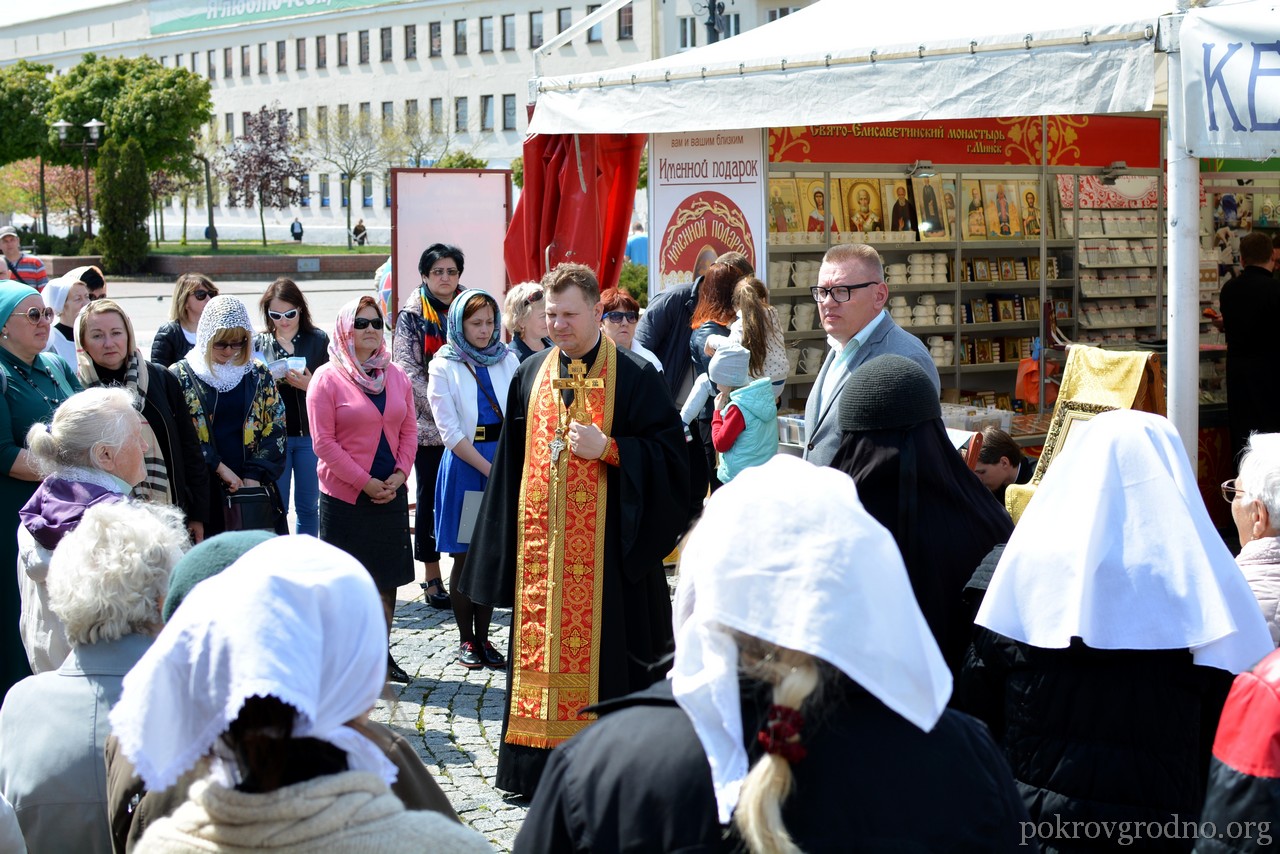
[{"x1": 328, "y1": 297, "x2": 390, "y2": 394}]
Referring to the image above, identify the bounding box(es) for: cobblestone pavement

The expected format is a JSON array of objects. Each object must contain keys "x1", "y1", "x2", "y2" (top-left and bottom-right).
[{"x1": 370, "y1": 589, "x2": 527, "y2": 851}]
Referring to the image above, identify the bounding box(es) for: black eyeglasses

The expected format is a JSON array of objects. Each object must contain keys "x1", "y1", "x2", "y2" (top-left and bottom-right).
[
  {"x1": 810, "y1": 282, "x2": 879, "y2": 303},
  {"x1": 268, "y1": 308, "x2": 300, "y2": 321},
  {"x1": 20, "y1": 307, "x2": 55, "y2": 324},
  {"x1": 192, "y1": 289, "x2": 217, "y2": 301},
  {"x1": 1222, "y1": 479, "x2": 1247, "y2": 503},
  {"x1": 524, "y1": 290, "x2": 544, "y2": 306},
  {"x1": 87, "y1": 290, "x2": 106, "y2": 302},
  {"x1": 353, "y1": 317, "x2": 385, "y2": 331},
  {"x1": 603, "y1": 310, "x2": 640, "y2": 324},
  {"x1": 212, "y1": 339, "x2": 247, "y2": 351}
]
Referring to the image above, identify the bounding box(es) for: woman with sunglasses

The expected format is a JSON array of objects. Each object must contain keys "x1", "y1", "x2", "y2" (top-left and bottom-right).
[
  {"x1": 171, "y1": 295, "x2": 285, "y2": 537},
  {"x1": 254, "y1": 278, "x2": 329, "y2": 537},
  {"x1": 599, "y1": 288, "x2": 662, "y2": 372},
  {"x1": 151, "y1": 274, "x2": 218, "y2": 369},
  {"x1": 0, "y1": 282, "x2": 81, "y2": 696},
  {"x1": 501, "y1": 282, "x2": 553, "y2": 362},
  {"x1": 310, "y1": 297, "x2": 417, "y2": 683},
  {"x1": 391, "y1": 243, "x2": 464, "y2": 611}
]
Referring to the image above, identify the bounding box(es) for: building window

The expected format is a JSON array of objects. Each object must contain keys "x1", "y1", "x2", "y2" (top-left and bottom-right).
[
  {"x1": 358, "y1": 30, "x2": 369, "y2": 64},
  {"x1": 618, "y1": 4, "x2": 633, "y2": 40},
  {"x1": 316, "y1": 35, "x2": 327, "y2": 68},
  {"x1": 381, "y1": 101, "x2": 394, "y2": 132},
  {"x1": 297, "y1": 107, "x2": 308, "y2": 139},
  {"x1": 159, "y1": 56, "x2": 167, "y2": 67},
  {"x1": 429, "y1": 22, "x2": 441, "y2": 57},
  {"x1": 380, "y1": 27, "x2": 393, "y2": 61},
  {"x1": 240, "y1": 45, "x2": 250, "y2": 77},
  {"x1": 766, "y1": 7, "x2": 799, "y2": 22},
  {"x1": 337, "y1": 33, "x2": 348, "y2": 66},
  {"x1": 175, "y1": 53, "x2": 183, "y2": 68},
  {"x1": 558, "y1": 8, "x2": 572, "y2": 34},
  {"x1": 385, "y1": 174, "x2": 392, "y2": 207},
  {"x1": 529, "y1": 11, "x2": 543, "y2": 47},
  {"x1": 361, "y1": 173, "x2": 374, "y2": 207},
  {"x1": 479, "y1": 17, "x2": 493, "y2": 52},
  {"x1": 503, "y1": 94, "x2": 517, "y2": 131},
  {"x1": 405, "y1": 99, "x2": 418, "y2": 132},
  {"x1": 502, "y1": 15, "x2": 515, "y2": 50},
  {"x1": 587, "y1": 6, "x2": 602, "y2": 42},
  {"x1": 340, "y1": 173, "x2": 350, "y2": 207},
  {"x1": 723, "y1": 14, "x2": 741, "y2": 37},
  {"x1": 404, "y1": 24, "x2": 417, "y2": 59},
  {"x1": 319, "y1": 173, "x2": 330, "y2": 207},
  {"x1": 224, "y1": 112, "x2": 234, "y2": 139},
  {"x1": 455, "y1": 97, "x2": 468, "y2": 133},
  {"x1": 429, "y1": 98, "x2": 443, "y2": 133},
  {"x1": 224, "y1": 47, "x2": 232, "y2": 78},
  {"x1": 300, "y1": 175, "x2": 310, "y2": 207},
  {"x1": 207, "y1": 49, "x2": 216, "y2": 79},
  {"x1": 358, "y1": 102, "x2": 371, "y2": 134},
  {"x1": 242, "y1": 112, "x2": 252, "y2": 132},
  {"x1": 337, "y1": 104, "x2": 349, "y2": 133},
  {"x1": 294, "y1": 38, "x2": 305, "y2": 70},
  {"x1": 277, "y1": 108, "x2": 289, "y2": 128},
  {"x1": 678, "y1": 17, "x2": 697, "y2": 50},
  {"x1": 190, "y1": 53, "x2": 198, "y2": 73},
  {"x1": 480, "y1": 95, "x2": 494, "y2": 131},
  {"x1": 454, "y1": 20, "x2": 467, "y2": 54},
  {"x1": 258, "y1": 43, "x2": 267, "y2": 74},
  {"x1": 316, "y1": 105, "x2": 328, "y2": 134},
  {"x1": 276, "y1": 40, "x2": 286, "y2": 72}
]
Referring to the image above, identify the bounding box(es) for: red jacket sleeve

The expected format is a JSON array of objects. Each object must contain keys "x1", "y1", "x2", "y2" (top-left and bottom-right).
[{"x1": 711, "y1": 405, "x2": 745, "y2": 453}]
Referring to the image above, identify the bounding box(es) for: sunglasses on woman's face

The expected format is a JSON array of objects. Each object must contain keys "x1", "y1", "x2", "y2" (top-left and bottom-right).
[
  {"x1": 192, "y1": 289, "x2": 217, "y2": 301},
  {"x1": 602, "y1": 310, "x2": 640, "y2": 324},
  {"x1": 353, "y1": 317, "x2": 385, "y2": 331},
  {"x1": 20, "y1": 307, "x2": 55, "y2": 324},
  {"x1": 268, "y1": 308, "x2": 300, "y2": 321},
  {"x1": 211, "y1": 339, "x2": 247, "y2": 351}
]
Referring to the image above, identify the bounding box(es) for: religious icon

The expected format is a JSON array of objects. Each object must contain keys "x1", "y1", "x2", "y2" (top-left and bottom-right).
[
  {"x1": 983, "y1": 180, "x2": 1023, "y2": 239},
  {"x1": 972, "y1": 257, "x2": 991, "y2": 282},
  {"x1": 840, "y1": 178, "x2": 883, "y2": 234},
  {"x1": 996, "y1": 299, "x2": 1016, "y2": 322},
  {"x1": 975, "y1": 338, "x2": 994, "y2": 364},
  {"x1": 913, "y1": 175, "x2": 949, "y2": 241},
  {"x1": 998, "y1": 257, "x2": 1017, "y2": 281},
  {"x1": 962, "y1": 179, "x2": 986, "y2": 240},
  {"x1": 801, "y1": 179, "x2": 841, "y2": 239},
  {"x1": 1018, "y1": 180, "x2": 1044, "y2": 238},
  {"x1": 768, "y1": 178, "x2": 802, "y2": 235},
  {"x1": 941, "y1": 179, "x2": 959, "y2": 238},
  {"x1": 971, "y1": 298, "x2": 991, "y2": 324},
  {"x1": 1025, "y1": 297, "x2": 1041, "y2": 321},
  {"x1": 1029, "y1": 257, "x2": 1042, "y2": 281},
  {"x1": 1054, "y1": 298, "x2": 1072, "y2": 319},
  {"x1": 882, "y1": 179, "x2": 917, "y2": 234}
]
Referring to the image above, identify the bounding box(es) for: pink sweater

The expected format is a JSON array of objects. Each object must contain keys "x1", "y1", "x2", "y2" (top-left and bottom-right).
[{"x1": 307, "y1": 361, "x2": 418, "y2": 504}]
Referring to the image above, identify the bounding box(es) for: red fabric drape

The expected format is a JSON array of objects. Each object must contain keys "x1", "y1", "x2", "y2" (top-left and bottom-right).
[{"x1": 505, "y1": 132, "x2": 645, "y2": 290}]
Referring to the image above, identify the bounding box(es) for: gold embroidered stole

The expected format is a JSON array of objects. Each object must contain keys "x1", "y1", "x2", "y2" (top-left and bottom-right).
[{"x1": 506, "y1": 340, "x2": 617, "y2": 749}]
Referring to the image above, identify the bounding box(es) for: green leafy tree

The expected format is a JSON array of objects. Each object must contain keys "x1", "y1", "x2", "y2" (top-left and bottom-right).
[
  {"x1": 0, "y1": 61, "x2": 55, "y2": 168},
  {"x1": 47, "y1": 53, "x2": 212, "y2": 174},
  {"x1": 96, "y1": 138, "x2": 151, "y2": 274},
  {"x1": 433, "y1": 151, "x2": 489, "y2": 169},
  {"x1": 510, "y1": 155, "x2": 524, "y2": 189},
  {"x1": 637, "y1": 147, "x2": 648, "y2": 190}
]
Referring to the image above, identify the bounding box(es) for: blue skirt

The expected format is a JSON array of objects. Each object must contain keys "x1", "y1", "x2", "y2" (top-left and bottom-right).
[{"x1": 434, "y1": 439, "x2": 497, "y2": 554}]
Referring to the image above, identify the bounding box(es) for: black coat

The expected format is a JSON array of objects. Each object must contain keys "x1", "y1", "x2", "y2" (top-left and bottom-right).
[
  {"x1": 1220, "y1": 264, "x2": 1280, "y2": 463},
  {"x1": 955, "y1": 629, "x2": 1234, "y2": 853},
  {"x1": 141, "y1": 361, "x2": 211, "y2": 525},
  {"x1": 516, "y1": 678, "x2": 1032, "y2": 853},
  {"x1": 150, "y1": 321, "x2": 192, "y2": 369},
  {"x1": 634, "y1": 279, "x2": 698, "y2": 399}
]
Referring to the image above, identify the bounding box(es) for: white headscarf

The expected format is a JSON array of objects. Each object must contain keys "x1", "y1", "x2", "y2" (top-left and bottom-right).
[
  {"x1": 41, "y1": 271, "x2": 83, "y2": 314},
  {"x1": 187, "y1": 295, "x2": 254, "y2": 393},
  {"x1": 108, "y1": 535, "x2": 397, "y2": 792},
  {"x1": 672, "y1": 455, "x2": 951, "y2": 823},
  {"x1": 977, "y1": 408, "x2": 1272, "y2": 674}
]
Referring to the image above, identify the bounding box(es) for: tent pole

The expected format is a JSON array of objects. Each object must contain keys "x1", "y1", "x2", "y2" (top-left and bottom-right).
[{"x1": 1164, "y1": 34, "x2": 1199, "y2": 468}]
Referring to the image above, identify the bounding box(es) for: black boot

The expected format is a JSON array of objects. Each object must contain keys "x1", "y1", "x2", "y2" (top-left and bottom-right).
[
  {"x1": 421, "y1": 578, "x2": 451, "y2": 610},
  {"x1": 386, "y1": 653, "x2": 412, "y2": 683}
]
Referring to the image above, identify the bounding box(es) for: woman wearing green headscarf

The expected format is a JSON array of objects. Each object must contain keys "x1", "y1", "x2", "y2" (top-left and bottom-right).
[{"x1": 0, "y1": 281, "x2": 81, "y2": 696}]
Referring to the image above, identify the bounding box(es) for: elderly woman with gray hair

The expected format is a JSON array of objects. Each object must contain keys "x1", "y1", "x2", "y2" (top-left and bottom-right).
[
  {"x1": 17, "y1": 387, "x2": 150, "y2": 674},
  {"x1": 502, "y1": 281, "x2": 552, "y2": 362},
  {"x1": 0, "y1": 501, "x2": 188, "y2": 854},
  {"x1": 1225, "y1": 432, "x2": 1280, "y2": 646}
]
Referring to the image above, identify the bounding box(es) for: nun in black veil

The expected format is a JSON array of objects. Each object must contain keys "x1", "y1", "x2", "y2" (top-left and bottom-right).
[{"x1": 829, "y1": 354, "x2": 1013, "y2": 671}]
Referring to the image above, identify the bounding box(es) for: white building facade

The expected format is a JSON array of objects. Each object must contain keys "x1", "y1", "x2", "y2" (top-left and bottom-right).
[{"x1": 4, "y1": 0, "x2": 811, "y2": 244}]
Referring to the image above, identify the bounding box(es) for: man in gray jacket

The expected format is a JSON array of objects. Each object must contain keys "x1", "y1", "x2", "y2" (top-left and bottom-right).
[{"x1": 803, "y1": 244, "x2": 939, "y2": 467}]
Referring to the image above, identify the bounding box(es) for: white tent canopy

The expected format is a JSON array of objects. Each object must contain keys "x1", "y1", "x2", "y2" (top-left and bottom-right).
[{"x1": 528, "y1": 0, "x2": 1172, "y2": 135}]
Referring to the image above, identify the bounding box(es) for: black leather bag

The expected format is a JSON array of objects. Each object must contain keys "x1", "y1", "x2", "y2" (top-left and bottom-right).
[{"x1": 222, "y1": 484, "x2": 283, "y2": 532}]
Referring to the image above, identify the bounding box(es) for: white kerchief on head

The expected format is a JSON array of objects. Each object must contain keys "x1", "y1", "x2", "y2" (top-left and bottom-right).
[
  {"x1": 977, "y1": 408, "x2": 1272, "y2": 674},
  {"x1": 42, "y1": 272, "x2": 78, "y2": 314},
  {"x1": 108, "y1": 535, "x2": 396, "y2": 791},
  {"x1": 188, "y1": 295, "x2": 254, "y2": 393},
  {"x1": 671, "y1": 455, "x2": 951, "y2": 824}
]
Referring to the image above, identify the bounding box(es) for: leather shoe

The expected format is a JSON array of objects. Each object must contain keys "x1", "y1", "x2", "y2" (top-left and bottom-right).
[
  {"x1": 457, "y1": 641, "x2": 485, "y2": 670},
  {"x1": 481, "y1": 640, "x2": 506, "y2": 670},
  {"x1": 386, "y1": 654, "x2": 412, "y2": 683},
  {"x1": 421, "y1": 578, "x2": 451, "y2": 610}
]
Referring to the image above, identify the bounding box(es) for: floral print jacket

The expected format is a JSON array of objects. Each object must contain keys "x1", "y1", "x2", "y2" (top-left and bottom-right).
[{"x1": 170, "y1": 360, "x2": 286, "y2": 483}]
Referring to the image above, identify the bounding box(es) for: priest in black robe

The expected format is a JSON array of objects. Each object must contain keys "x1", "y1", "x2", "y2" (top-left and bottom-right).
[{"x1": 459, "y1": 263, "x2": 692, "y2": 798}]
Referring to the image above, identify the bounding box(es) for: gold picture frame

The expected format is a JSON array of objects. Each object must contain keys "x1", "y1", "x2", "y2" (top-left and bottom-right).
[
  {"x1": 995, "y1": 298, "x2": 1016, "y2": 322},
  {"x1": 1033, "y1": 400, "x2": 1117, "y2": 483},
  {"x1": 972, "y1": 258, "x2": 991, "y2": 282},
  {"x1": 998, "y1": 257, "x2": 1017, "y2": 282},
  {"x1": 1025, "y1": 298, "x2": 1041, "y2": 321}
]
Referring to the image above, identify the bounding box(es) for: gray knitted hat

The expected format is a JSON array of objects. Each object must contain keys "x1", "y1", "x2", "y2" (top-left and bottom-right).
[
  {"x1": 838, "y1": 354, "x2": 941, "y2": 432},
  {"x1": 708, "y1": 343, "x2": 751, "y2": 388}
]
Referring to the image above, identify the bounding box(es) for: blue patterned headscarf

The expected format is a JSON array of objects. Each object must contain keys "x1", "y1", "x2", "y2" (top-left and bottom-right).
[{"x1": 436, "y1": 288, "x2": 508, "y2": 367}]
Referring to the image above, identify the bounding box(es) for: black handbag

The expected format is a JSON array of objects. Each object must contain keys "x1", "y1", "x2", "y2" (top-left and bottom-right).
[{"x1": 222, "y1": 484, "x2": 283, "y2": 532}]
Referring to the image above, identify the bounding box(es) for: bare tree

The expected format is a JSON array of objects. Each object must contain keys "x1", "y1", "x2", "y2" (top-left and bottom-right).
[
  {"x1": 312, "y1": 108, "x2": 384, "y2": 249},
  {"x1": 218, "y1": 105, "x2": 313, "y2": 246}
]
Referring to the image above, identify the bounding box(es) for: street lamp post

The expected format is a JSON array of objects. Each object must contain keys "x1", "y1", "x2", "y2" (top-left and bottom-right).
[{"x1": 52, "y1": 118, "x2": 105, "y2": 237}]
